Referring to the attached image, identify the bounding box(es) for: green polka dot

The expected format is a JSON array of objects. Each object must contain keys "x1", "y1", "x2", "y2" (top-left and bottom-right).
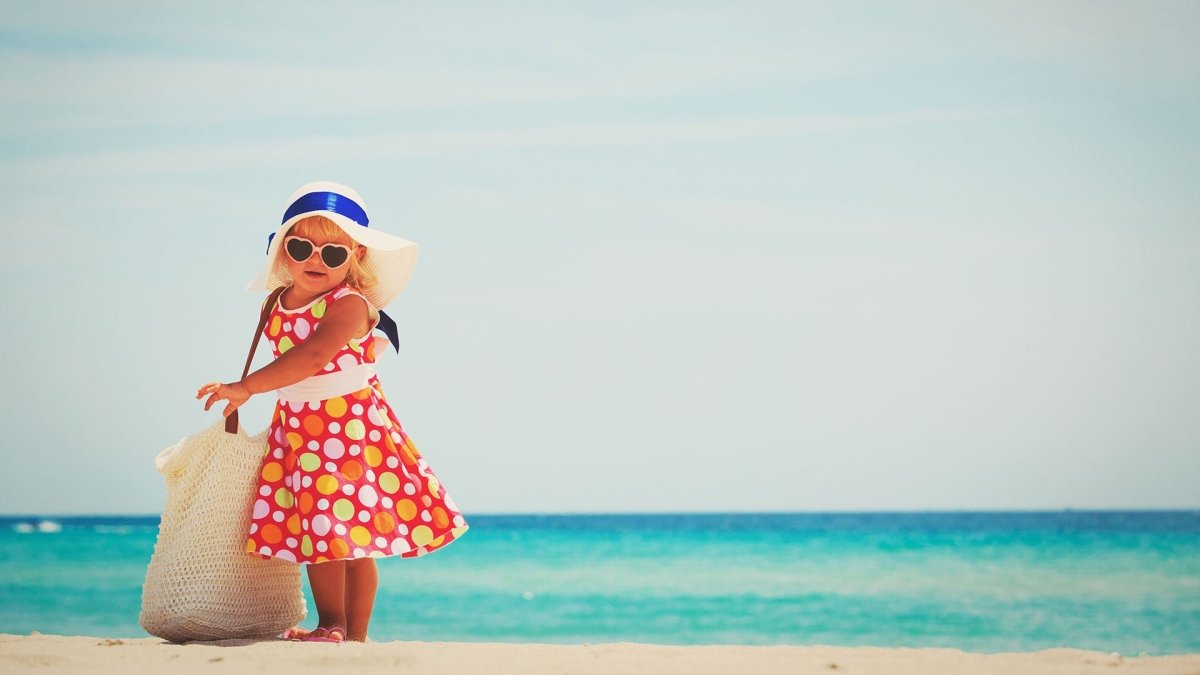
[
  {"x1": 299, "y1": 453, "x2": 321, "y2": 472},
  {"x1": 278, "y1": 336, "x2": 295, "y2": 353},
  {"x1": 274, "y1": 488, "x2": 294, "y2": 509},
  {"x1": 344, "y1": 419, "x2": 366, "y2": 440},
  {"x1": 348, "y1": 338, "x2": 363, "y2": 354},
  {"x1": 311, "y1": 300, "x2": 327, "y2": 319},
  {"x1": 333, "y1": 498, "x2": 355, "y2": 521},
  {"x1": 301, "y1": 535, "x2": 313, "y2": 558},
  {"x1": 378, "y1": 472, "x2": 400, "y2": 494}
]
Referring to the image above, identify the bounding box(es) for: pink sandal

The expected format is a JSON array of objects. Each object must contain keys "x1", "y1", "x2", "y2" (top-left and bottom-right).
[{"x1": 302, "y1": 626, "x2": 347, "y2": 643}]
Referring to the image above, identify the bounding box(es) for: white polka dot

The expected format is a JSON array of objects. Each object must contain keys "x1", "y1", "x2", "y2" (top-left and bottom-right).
[
  {"x1": 367, "y1": 470, "x2": 376, "y2": 482},
  {"x1": 444, "y1": 495, "x2": 458, "y2": 511},
  {"x1": 381, "y1": 496, "x2": 393, "y2": 509},
  {"x1": 289, "y1": 417, "x2": 300, "y2": 429},
  {"x1": 367, "y1": 406, "x2": 383, "y2": 426},
  {"x1": 353, "y1": 548, "x2": 366, "y2": 557},
  {"x1": 307, "y1": 440, "x2": 319, "y2": 451},
  {"x1": 308, "y1": 402, "x2": 320, "y2": 411},
  {"x1": 249, "y1": 523, "x2": 258, "y2": 534},
  {"x1": 283, "y1": 476, "x2": 292, "y2": 488},
  {"x1": 391, "y1": 432, "x2": 403, "y2": 443},
  {"x1": 452, "y1": 515, "x2": 464, "y2": 527},
  {"x1": 288, "y1": 401, "x2": 304, "y2": 413},
  {"x1": 357, "y1": 482, "x2": 376, "y2": 504},
  {"x1": 316, "y1": 540, "x2": 328, "y2": 552},
  {"x1": 358, "y1": 510, "x2": 371, "y2": 522},
  {"x1": 397, "y1": 524, "x2": 409, "y2": 535},
  {"x1": 385, "y1": 456, "x2": 398, "y2": 469},
  {"x1": 252, "y1": 499, "x2": 270, "y2": 518},
  {"x1": 302, "y1": 518, "x2": 309, "y2": 530},
  {"x1": 349, "y1": 444, "x2": 361, "y2": 456},
  {"x1": 273, "y1": 511, "x2": 285, "y2": 522},
  {"x1": 259, "y1": 546, "x2": 272, "y2": 556},
  {"x1": 259, "y1": 485, "x2": 272, "y2": 497},
  {"x1": 274, "y1": 549, "x2": 297, "y2": 562},
  {"x1": 273, "y1": 448, "x2": 284, "y2": 459},
  {"x1": 337, "y1": 354, "x2": 359, "y2": 371},
  {"x1": 312, "y1": 515, "x2": 331, "y2": 536},
  {"x1": 324, "y1": 363, "x2": 335, "y2": 372},
  {"x1": 273, "y1": 429, "x2": 283, "y2": 443},
  {"x1": 403, "y1": 483, "x2": 416, "y2": 495},
  {"x1": 342, "y1": 484, "x2": 355, "y2": 495},
  {"x1": 329, "y1": 421, "x2": 341, "y2": 434},
  {"x1": 420, "y1": 510, "x2": 431, "y2": 522},
  {"x1": 334, "y1": 524, "x2": 347, "y2": 536},
  {"x1": 352, "y1": 404, "x2": 364, "y2": 415},
  {"x1": 375, "y1": 537, "x2": 388, "y2": 548},
  {"x1": 422, "y1": 495, "x2": 432, "y2": 507},
  {"x1": 324, "y1": 439, "x2": 345, "y2": 459},
  {"x1": 368, "y1": 430, "x2": 381, "y2": 442},
  {"x1": 293, "y1": 471, "x2": 301, "y2": 486},
  {"x1": 283, "y1": 321, "x2": 291, "y2": 332},
  {"x1": 317, "y1": 498, "x2": 330, "y2": 510},
  {"x1": 286, "y1": 537, "x2": 298, "y2": 548},
  {"x1": 294, "y1": 317, "x2": 311, "y2": 339},
  {"x1": 390, "y1": 539, "x2": 413, "y2": 555},
  {"x1": 325, "y1": 461, "x2": 337, "y2": 472}
]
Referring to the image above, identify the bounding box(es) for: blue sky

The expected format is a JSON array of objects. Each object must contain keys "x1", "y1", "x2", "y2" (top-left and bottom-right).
[{"x1": 1, "y1": 1, "x2": 1197, "y2": 515}]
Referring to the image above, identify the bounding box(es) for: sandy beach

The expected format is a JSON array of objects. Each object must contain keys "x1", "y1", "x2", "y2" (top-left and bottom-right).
[{"x1": 3, "y1": 634, "x2": 1199, "y2": 675}]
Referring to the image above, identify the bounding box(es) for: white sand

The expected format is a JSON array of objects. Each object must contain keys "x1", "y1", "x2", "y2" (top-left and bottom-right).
[{"x1": 3, "y1": 634, "x2": 1199, "y2": 675}]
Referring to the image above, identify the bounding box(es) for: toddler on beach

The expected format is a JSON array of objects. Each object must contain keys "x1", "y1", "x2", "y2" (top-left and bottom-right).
[{"x1": 197, "y1": 182, "x2": 469, "y2": 643}]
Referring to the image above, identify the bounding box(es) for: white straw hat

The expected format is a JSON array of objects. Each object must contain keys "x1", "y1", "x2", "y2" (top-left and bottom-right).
[{"x1": 247, "y1": 181, "x2": 419, "y2": 309}]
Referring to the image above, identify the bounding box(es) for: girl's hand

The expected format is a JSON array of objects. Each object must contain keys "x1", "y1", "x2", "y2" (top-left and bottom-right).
[{"x1": 196, "y1": 381, "x2": 252, "y2": 418}]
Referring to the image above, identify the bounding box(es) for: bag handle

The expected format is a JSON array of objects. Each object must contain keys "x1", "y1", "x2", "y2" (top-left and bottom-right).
[{"x1": 225, "y1": 286, "x2": 288, "y2": 435}]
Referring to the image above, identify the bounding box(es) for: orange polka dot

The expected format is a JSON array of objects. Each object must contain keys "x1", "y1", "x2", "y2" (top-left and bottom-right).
[
  {"x1": 299, "y1": 492, "x2": 314, "y2": 515},
  {"x1": 245, "y1": 539, "x2": 257, "y2": 553},
  {"x1": 329, "y1": 538, "x2": 350, "y2": 559},
  {"x1": 432, "y1": 506, "x2": 449, "y2": 529},
  {"x1": 261, "y1": 462, "x2": 283, "y2": 482},
  {"x1": 269, "y1": 315, "x2": 281, "y2": 337},
  {"x1": 284, "y1": 453, "x2": 297, "y2": 472},
  {"x1": 374, "y1": 512, "x2": 396, "y2": 534},
  {"x1": 260, "y1": 524, "x2": 283, "y2": 544},
  {"x1": 325, "y1": 396, "x2": 348, "y2": 418},
  {"x1": 396, "y1": 499, "x2": 417, "y2": 521},
  {"x1": 286, "y1": 432, "x2": 304, "y2": 451},
  {"x1": 341, "y1": 459, "x2": 364, "y2": 481},
  {"x1": 287, "y1": 514, "x2": 302, "y2": 535},
  {"x1": 303, "y1": 414, "x2": 325, "y2": 436},
  {"x1": 352, "y1": 386, "x2": 372, "y2": 400}
]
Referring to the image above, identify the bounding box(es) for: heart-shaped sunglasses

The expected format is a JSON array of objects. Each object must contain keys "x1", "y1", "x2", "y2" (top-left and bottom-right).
[{"x1": 283, "y1": 236, "x2": 355, "y2": 269}]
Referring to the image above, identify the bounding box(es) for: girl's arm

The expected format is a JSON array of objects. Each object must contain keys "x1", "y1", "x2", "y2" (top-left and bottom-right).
[{"x1": 196, "y1": 296, "x2": 372, "y2": 418}]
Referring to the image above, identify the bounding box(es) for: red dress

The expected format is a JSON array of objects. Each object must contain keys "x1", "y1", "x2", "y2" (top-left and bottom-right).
[{"x1": 245, "y1": 284, "x2": 468, "y2": 563}]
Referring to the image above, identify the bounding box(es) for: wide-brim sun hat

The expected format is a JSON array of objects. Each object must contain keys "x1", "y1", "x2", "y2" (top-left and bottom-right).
[{"x1": 248, "y1": 181, "x2": 418, "y2": 309}]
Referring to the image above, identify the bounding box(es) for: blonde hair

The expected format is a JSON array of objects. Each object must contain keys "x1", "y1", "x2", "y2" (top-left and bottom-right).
[{"x1": 281, "y1": 215, "x2": 378, "y2": 292}]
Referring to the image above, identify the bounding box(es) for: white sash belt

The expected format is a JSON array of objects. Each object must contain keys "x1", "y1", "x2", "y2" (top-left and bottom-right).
[{"x1": 277, "y1": 363, "x2": 376, "y2": 404}]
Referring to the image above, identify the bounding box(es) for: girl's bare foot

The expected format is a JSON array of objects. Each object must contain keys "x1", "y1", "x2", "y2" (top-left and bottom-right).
[{"x1": 280, "y1": 626, "x2": 313, "y2": 641}]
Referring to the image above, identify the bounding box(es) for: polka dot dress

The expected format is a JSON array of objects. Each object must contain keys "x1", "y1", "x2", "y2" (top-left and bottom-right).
[{"x1": 245, "y1": 284, "x2": 468, "y2": 564}]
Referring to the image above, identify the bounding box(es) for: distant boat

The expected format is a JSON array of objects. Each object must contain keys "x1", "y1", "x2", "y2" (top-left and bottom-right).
[
  {"x1": 36, "y1": 520, "x2": 62, "y2": 533},
  {"x1": 13, "y1": 522, "x2": 34, "y2": 534}
]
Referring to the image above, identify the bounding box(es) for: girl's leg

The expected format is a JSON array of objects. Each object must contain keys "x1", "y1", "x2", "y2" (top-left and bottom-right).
[
  {"x1": 307, "y1": 560, "x2": 348, "y2": 630},
  {"x1": 344, "y1": 558, "x2": 379, "y2": 641}
]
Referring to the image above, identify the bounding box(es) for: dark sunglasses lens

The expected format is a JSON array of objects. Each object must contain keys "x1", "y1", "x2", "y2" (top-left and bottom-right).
[
  {"x1": 320, "y1": 245, "x2": 350, "y2": 268},
  {"x1": 285, "y1": 238, "x2": 313, "y2": 262}
]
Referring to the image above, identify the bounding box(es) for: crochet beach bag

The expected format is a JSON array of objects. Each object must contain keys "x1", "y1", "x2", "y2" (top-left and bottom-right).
[{"x1": 138, "y1": 419, "x2": 307, "y2": 642}]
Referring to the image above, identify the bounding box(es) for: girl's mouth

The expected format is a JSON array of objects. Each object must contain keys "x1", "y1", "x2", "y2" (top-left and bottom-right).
[{"x1": 304, "y1": 271, "x2": 326, "y2": 279}]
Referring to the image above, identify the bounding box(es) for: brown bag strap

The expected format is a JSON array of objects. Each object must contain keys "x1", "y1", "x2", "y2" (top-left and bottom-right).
[{"x1": 225, "y1": 286, "x2": 288, "y2": 434}]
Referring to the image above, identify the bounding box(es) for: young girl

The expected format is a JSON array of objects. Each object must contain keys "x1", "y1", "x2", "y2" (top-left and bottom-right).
[{"x1": 197, "y1": 182, "x2": 469, "y2": 643}]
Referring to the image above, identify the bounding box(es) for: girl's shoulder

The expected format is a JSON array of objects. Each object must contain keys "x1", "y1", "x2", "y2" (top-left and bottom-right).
[{"x1": 327, "y1": 284, "x2": 379, "y2": 324}]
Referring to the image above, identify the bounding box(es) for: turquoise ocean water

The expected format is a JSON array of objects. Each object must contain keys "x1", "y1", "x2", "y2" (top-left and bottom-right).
[{"x1": 1, "y1": 511, "x2": 1197, "y2": 654}]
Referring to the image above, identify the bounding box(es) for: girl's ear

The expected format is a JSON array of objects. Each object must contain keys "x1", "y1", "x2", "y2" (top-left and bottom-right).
[{"x1": 355, "y1": 246, "x2": 367, "y2": 261}]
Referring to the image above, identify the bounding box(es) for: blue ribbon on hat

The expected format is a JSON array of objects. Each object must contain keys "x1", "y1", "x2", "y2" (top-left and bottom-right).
[{"x1": 282, "y1": 191, "x2": 370, "y2": 227}]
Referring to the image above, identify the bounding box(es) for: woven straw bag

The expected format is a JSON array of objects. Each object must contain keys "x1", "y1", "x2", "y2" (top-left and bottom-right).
[
  {"x1": 139, "y1": 420, "x2": 306, "y2": 642},
  {"x1": 140, "y1": 287, "x2": 304, "y2": 642}
]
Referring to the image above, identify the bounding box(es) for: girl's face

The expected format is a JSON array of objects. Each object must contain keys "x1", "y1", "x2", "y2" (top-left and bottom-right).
[{"x1": 281, "y1": 217, "x2": 364, "y2": 300}]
